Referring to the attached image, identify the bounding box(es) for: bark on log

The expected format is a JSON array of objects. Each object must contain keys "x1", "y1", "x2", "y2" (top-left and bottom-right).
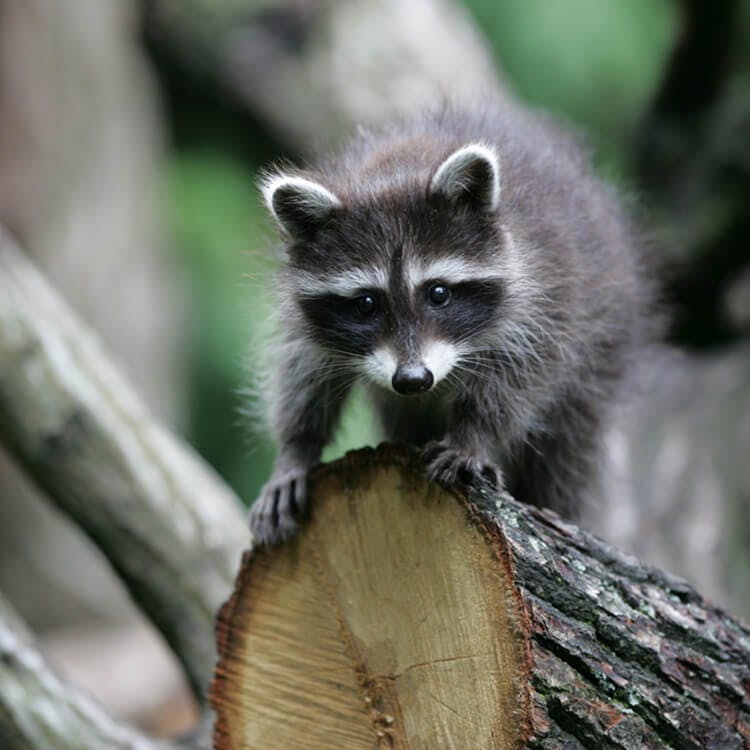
[
  {"x1": 0, "y1": 227, "x2": 248, "y2": 699},
  {"x1": 212, "y1": 446, "x2": 750, "y2": 749}
]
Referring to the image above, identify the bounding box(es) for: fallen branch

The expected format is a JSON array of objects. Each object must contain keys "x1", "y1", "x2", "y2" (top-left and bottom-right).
[
  {"x1": 212, "y1": 446, "x2": 750, "y2": 749},
  {"x1": 0, "y1": 592, "x2": 200, "y2": 750},
  {"x1": 0, "y1": 227, "x2": 248, "y2": 698}
]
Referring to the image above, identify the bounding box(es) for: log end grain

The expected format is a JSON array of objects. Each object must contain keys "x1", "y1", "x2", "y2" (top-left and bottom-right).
[{"x1": 211, "y1": 446, "x2": 530, "y2": 749}]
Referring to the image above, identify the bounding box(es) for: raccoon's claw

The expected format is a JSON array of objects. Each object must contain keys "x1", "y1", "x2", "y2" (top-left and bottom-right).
[
  {"x1": 249, "y1": 468, "x2": 308, "y2": 546},
  {"x1": 421, "y1": 441, "x2": 502, "y2": 489}
]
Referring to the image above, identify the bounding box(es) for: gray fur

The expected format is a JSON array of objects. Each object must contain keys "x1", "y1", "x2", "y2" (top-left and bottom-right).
[{"x1": 250, "y1": 105, "x2": 657, "y2": 545}]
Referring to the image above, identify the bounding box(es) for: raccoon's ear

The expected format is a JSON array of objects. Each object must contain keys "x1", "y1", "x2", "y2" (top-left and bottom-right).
[
  {"x1": 429, "y1": 143, "x2": 500, "y2": 213},
  {"x1": 261, "y1": 175, "x2": 341, "y2": 240}
]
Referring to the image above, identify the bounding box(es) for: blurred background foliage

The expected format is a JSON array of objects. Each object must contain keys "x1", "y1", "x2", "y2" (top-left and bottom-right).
[
  {"x1": 465, "y1": 0, "x2": 675, "y2": 174},
  {"x1": 1, "y1": 0, "x2": 748, "y2": 737},
  {"x1": 159, "y1": 0, "x2": 678, "y2": 504}
]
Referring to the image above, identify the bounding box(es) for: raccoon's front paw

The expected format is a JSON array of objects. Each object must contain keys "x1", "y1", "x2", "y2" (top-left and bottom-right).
[
  {"x1": 248, "y1": 468, "x2": 308, "y2": 546},
  {"x1": 421, "y1": 441, "x2": 502, "y2": 489}
]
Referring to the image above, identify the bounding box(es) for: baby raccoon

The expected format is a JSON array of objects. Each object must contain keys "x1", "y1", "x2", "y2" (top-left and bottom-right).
[{"x1": 250, "y1": 106, "x2": 653, "y2": 545}]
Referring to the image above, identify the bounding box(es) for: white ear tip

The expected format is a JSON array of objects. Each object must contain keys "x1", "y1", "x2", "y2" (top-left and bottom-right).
[
  {"x1": 261, "y1": 175, "x2": 341, "y2": 215},
  {"x1": 430, "y1": 142, "x2": 501, "y2": 211},
  {"x1": 453, "y1": 143, "x2": 499, "y2": 163},
  {"x1": 260, "y1": 174, "x2": 342, "y2": 238}
]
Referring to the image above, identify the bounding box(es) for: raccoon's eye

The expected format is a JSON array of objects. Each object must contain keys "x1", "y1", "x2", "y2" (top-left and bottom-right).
[
  {"x1": 355, "y1": 294, "x2": 378, "y2": 316},
  {"x1": 427, "y1": 283, "x2": 451, "y2": 307}
]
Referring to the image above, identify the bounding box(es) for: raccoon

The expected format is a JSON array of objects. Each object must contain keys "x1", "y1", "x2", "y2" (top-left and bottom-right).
[{"x1": 249, "y1": 106, "x2": 654, "y2": 545}]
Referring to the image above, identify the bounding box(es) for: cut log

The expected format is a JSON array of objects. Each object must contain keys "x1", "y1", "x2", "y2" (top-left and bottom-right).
[{"x1": 211, "y1": 446, "x2": 750, "y2": 749}]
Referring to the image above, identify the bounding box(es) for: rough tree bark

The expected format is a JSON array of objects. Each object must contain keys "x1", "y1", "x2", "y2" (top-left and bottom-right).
[{"x1": 212, "y1": 447, "x2": 750, "y2": 750}]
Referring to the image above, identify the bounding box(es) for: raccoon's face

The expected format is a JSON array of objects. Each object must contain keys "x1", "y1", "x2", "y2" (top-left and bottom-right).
[{"x1": 263, "y1": 144, "x2": 509, "y2": 395}]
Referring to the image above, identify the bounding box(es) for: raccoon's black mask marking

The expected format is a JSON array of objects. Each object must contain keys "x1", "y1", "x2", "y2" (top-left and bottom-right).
[
  {"x1": 299, "y1": 277, "x2": 505, "y2": 358},
  {"x1": 298, "y1": 292, "x2": 383, "y2": 356}
]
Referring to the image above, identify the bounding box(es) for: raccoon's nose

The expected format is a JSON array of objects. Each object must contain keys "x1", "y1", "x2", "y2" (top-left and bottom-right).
[{"x1": 392, "y1": 364, "x2": 434, "y2": 395}]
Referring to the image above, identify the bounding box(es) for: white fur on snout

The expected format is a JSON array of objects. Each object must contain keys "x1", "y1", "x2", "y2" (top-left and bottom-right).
[
  {"x1": 362, "y1": 347, "x2": 398, "y2": 390},
  {"x1": 421, "y1": 340, "x2": 458, "y2": 385}
]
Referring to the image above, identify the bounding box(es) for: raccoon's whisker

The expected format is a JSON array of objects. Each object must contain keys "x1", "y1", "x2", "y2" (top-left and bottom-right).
[
  {"x1": 451, "y1": 361, "x2": 499, "y2": 388},
  {"x1": 443, "y1": 368, "x2": 469, "y2": 394},
  {"x1": 455, "y1": 350, "x2": 501, "y2": 371},
  {"x1": 328, "y1": 374, "x2": 360, "y2": 397},
  {"x1": 457, "y1": 353, "x2": 499, "y2": 372},
  {"x1": 321, "y1": 347, "x2": 364, "y2": 360},
  {"x1": 452, "y1": 321, "x2": 499, "y2": 346}
]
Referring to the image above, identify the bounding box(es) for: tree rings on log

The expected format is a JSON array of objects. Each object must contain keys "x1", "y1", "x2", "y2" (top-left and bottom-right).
[{"x1": 212, "y1": 447, "x2": 529, "y2": 749}]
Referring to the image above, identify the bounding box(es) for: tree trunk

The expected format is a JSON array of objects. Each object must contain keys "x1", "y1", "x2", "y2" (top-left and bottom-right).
[
  {"x1": 0, "y1": 228, "x2": 247, "y2": 700},
  {"x1": 212, "y1": 446, "x2": 750, "y2": 749},
  {"x1": 0, "y1": 0, "x2": 187, "y2": 687}
]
